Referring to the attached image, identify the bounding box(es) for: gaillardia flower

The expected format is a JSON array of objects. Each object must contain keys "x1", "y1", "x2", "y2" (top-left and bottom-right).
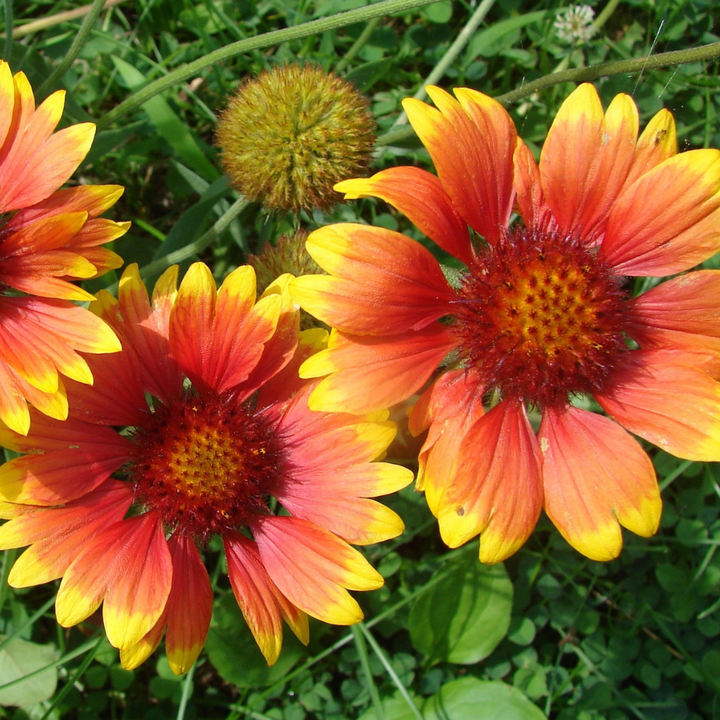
[
  {"x1": 0, "y1": 263, "x2": 410, "y2": 674},
  {"x1": 291, "y1": 83, "x2": 720, "y2": 563},
  {"x1": 0, "y1": 61, "x2": 127, "y2": 435},
  {"x1": 216, "y1": 63, "x2": 375, "y2": 213}
]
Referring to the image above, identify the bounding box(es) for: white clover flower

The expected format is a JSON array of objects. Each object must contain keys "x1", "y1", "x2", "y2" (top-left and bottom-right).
[{"x1": 554, "y1": 5, "x2": 596, "y2": 45}]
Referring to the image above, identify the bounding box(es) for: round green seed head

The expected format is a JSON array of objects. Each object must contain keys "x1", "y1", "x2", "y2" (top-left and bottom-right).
[{"x1": 216, "y1": 64, "x2": 376, "y2": 213}]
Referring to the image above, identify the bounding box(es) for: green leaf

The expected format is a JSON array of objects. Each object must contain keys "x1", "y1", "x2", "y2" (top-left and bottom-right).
[
  {"x1": 421, "y1": 1, "x2": 453, "y2": 24},
  {"x1": 0, "y1": 636, "x2": 59, "y2": 707},
  {"x1": 464, "y1": 11, "x2": 554, "y2": 63},
  {"x1": 345, "y1": 58, "x2": 393, "y2": 92},
  {"x1": 409, "y1": 554, "x2": 513, "y2": 664},
  {"x1": 205, "y1": 592, "x2": 306, "y2": 688},
  {"x1": 423, "y1": 678, "x2": 547, "y2": 720},
  {"x1": 110, "y1": 56, "x2": 219, "y2": 181}
]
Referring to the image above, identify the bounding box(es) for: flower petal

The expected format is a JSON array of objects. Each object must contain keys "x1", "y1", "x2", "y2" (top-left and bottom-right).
[
  {"x1": 431, "y1": 400, "x2": 543, "y2": 563},
  {"x1": 539, "y1": 406, "x2": 661, "y2": 562},
  {"x1": 335, "y1": 167, "x2": 474, "y2": 264},
  {"x1": 627, "y1": 270, "x2": 720, "y2": 359},
  {"x1": 116, "y1": 264, "x2": 183, "y2": 404},
  {"x1": 301, "y1": 326, "x2": 458, "y2": 414},
  {"x1": 540, "y1": 85, "x2": 638, "y2": 244},
  {"x1": 599, "y1": 149, "x2": 720, "y2": 275},
  {"x1": 292, "y1": 224, "x2": 454, "y2": 335},
  {"x1": 224, "y1": 530, "x2": 306, "y2": 665},
  {"x1": 0, "y1": 480, "x2": 132, "y2": 587},
  {"x1": 409, "y1": 368, "x2": 486, "y2": 494},
  {"x1": 164, "y1": 534, "x2": 213, "y2": 675},
  {"x1": 403, "y1": 87, "x2": 516, "y2": 244},
  {"x1": 624, "y1": 108, "x2": 677, "y2": 187},
  {"x1": 56, "y1": 513, "x2": 172, "y2": 650},
  {"x1": 253, "y1": 516, "x2": 382, "y2": 625},
  {"x1": 596, "y1": 350, "x2": 720, "y2": 461}
]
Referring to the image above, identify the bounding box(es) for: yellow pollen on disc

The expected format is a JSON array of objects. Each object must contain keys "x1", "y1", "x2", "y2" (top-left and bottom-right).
[
  {"x1": 132, "y1": 398, "x2": 277, "y2": 537},
  {"x1": 455, "y1": 231, "x2": 629, "y2": 408},
  {"x1": 495, "y1": 257, "x2": 601, "y2": 360}
]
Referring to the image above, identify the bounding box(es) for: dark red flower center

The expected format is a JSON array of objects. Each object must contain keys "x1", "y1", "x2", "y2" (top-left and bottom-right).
[
  {"x1": 453, "y1": 228, "x2": 630, "y2": 409},
  {"x1": 130, "y1": 394, "x2": 280, "y2": 540}
]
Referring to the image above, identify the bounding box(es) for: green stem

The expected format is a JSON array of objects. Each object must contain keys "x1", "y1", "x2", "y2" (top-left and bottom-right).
[
  {"x1": 97, "y1": 0, "x2": 437, "y2": 130},
  {"x1": 335, "y1": 16, "x2": 380, "y2": 74},
  {"x1": 359, "y1": 623, "x2": 425, "y2": 720},
  {"x1": 176, "y1": 662, "x2": 197, "y2": 720},
  {"x1": 377, "y1": 40, "x2": 720, "y2": 146},
  {"x1": 103, "y1": 196, "x2": 248, "y2": 294},
  {"x1": 352, "y1": 625, "x2": 384, "y2": 720},
  {"x1": 398, "y1": 0, "x2": 497, "y2": 123},
  {"x1": 36, "y1": 0, "x2": 107, "y2": 97},
  {"x1": 593, "y1": 0, "x2": 622, "y2": 32},
  {"x1": 39, "y1": 635, "x2": 104, "y2": 720}
]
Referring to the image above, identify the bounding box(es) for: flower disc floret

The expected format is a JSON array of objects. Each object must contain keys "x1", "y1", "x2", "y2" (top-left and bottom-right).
[{"x1": 455, "y1": 228, "x2": 629, "y2": 408}]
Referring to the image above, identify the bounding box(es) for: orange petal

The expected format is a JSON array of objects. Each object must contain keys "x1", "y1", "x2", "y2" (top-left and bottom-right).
[
  {"x1": 1, "y1": 481, "x2": 133, "y2": 587},
  {"x1": 624, "y1": 108, "x2": 677, "y2": 188},
  {"x1": 256, "y1": 327, "x2": 327, "y2": 411},
  {"x1": 539, "y1": 406, "x2": 661, "y2": 562},
  {"x1": 0, "y1": 433, "x2": 132, "y2": 506},
  {"x1": 596, "y1": 350, "x2": 720, "y2": 461},
  {"x1": 0, "y1": 211, "x2": 87, "y2": 255},
  {"x1": 240, "y1": 275, "x2": 300, "y2": 401},
  {"x1": 540, "y1": 85, "x2": 638, "y2": 244},
  {"x1": 56, "y1": 513, "x2": 172, "y2": 648},
  {"x1": 301, "y1": 326, "x2": 458, "y2": 414},
  {"x1": 599, "y1": 149, "x2": 720, "y2": 275},
  {"x1": 292, "y1": 224, "x2": 454, "y2": 335},
  {"x1": 627, "y1": 270, "x2": 720, "y2": 358},
  {"x1": 335, "y1": 167, "x2": 474, "y2": 265},
  {"x1": 8, "y1": 185, "x2": 124, "y2": 227},
  {"x1": 0, "y1": 92, "x2": 95, "y2": 212},
  {"x1": 409, "y1": 368, "x2": 485, "y2": 493},
  {"x1": 224, "y1": 530, "x2": 290, "y2": 665},
  {"x1": 0, "y1": 363, "x2": 30, "y2": 435},
  {"x1": 168, "y1": 262, "x2": 216, "y2": 387},
  {"x1": 116, "y1": 264, "x2": 183, "y2": 405},
  {"x1": 403, "y1": 87, "x2": 516, "y2": 244},
  {"x1": 431, "y1": 400, "x2": 543, "y2": 563},
  {"x1": 253, "y1": 516, "x2": 382, "y2": 625},
  {"x1": 513, "y1": 138, "x2": 555, "y2": 233},
  {"x1": 205, "y1": 266, "x2": 282, "y2": 394},
  {"x1": 163, "y1": 534, "x2": 213, "y2": 675}
]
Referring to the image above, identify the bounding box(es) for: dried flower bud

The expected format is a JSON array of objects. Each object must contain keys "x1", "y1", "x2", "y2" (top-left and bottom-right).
[{"x1": 216, "y1": 64, "x2": 375, "y2": 213}]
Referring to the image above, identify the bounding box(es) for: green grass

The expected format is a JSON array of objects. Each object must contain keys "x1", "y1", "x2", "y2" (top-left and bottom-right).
[{"x1": 1, "y1": 0, "x2": 720, "y2": 718}]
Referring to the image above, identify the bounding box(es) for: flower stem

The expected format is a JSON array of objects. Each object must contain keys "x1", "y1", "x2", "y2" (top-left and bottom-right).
[
  {"x1": 0, "y1": 0, "x2": 124, "y2": 39},
  {"x1": 593, "y1": 0, "x2": 622, "y2": 32},
  {"x1": 394, "y1": 0, "x2": 498, "y2": 126},
  {"x1": 376, "y1": 40, "x2": 720, "y2": 146},
  {"x1": 97, "y1": 0, "x2": 438, "y2": 130},
  {"x1": 36, "y1": 0, "x2": 108, "y2": 97},
  {"x1": 335, "y1": 16, "x2": 380, "y2": 74}
]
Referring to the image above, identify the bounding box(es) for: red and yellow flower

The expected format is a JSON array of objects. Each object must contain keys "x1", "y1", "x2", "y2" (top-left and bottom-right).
[
  {"x1": 0, "y1": 61, "x2": 127, "y2": 434},
  {"x1": 291, "y1": 83, "x2": 720, "y2": 563},
  {"x1": 0, "y1": 262, "x2": 410, "y2": 674}
]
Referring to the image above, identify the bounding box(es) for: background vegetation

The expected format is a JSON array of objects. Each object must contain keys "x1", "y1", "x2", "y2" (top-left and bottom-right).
[{"x1": 1, "y1": 0, "x2": 719, "y2": 718}]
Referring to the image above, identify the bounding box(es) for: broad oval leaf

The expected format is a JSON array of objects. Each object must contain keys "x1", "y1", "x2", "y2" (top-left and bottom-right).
[
  {"x1": 0, "y1": 636, "x2": 58, "y2": 707},
  {"x1": 409, "y1": 554, "x2": 512, "y2": 663},
  {"x1": 424, "y1": 677, "x2": 547, "y2": 720}
]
